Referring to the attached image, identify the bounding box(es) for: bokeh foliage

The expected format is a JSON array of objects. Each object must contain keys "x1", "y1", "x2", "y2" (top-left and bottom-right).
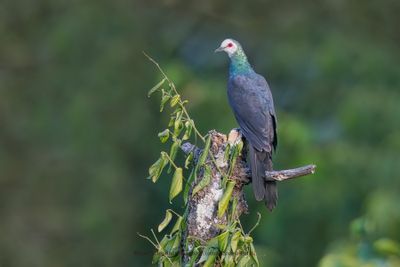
[{"x1": 1, "y1": 0, "x2": 399, "y2": 266}]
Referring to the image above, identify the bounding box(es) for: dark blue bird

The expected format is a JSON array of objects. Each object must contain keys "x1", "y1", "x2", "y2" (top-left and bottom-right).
[{"x1": 216, "y1": 39, "x2": 278, "y2": 211}]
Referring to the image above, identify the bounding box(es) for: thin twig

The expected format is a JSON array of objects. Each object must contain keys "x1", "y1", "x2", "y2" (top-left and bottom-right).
[{"x1": 143, "y1": 52, "x2": 205, "y2": 142}]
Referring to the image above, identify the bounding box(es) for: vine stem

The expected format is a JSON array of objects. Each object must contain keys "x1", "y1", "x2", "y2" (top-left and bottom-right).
[
  {"x1": 137, "y1": 231, "x2": 173, "y2": 263},
  {"x1": 143, "y1": 51, "x2": 205, "y2": 142},
  {"x1": 137, "y1": 232, "x2": 158, "y2": 249},
  {"x1": 162, "y1": 152, "x2": 179, "y2": 169},
  {"x1": 167, "y1": 208, "x2": 181, "y2": 217},
  {"x1": 247, "y1": 212, "x2": 262, "y2": 235}
]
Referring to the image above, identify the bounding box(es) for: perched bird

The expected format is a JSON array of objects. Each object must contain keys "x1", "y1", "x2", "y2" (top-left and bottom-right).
[{"x1": 215, "y1": 39, "x2": 278, "y2": 211}]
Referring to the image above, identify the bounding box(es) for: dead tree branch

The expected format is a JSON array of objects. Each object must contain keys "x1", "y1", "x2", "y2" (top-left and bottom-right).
[{"x1": 265, "y1": 164, "x2": 316, "y2": 181}]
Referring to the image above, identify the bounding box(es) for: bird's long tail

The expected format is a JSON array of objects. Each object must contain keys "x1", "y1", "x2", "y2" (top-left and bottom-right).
[{"x1": 249, "y1": 145, "x2": 278, "y2": 211}]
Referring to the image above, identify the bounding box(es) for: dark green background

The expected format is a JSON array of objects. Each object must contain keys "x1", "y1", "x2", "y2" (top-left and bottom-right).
[{"x1": 1, "y1": 0, "x2": 399, "y2": 266}]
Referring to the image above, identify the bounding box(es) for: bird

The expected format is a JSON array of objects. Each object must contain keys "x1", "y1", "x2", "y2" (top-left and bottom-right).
[{"x1": 215, "y1": 38, "x2": 278, "y2": 211}]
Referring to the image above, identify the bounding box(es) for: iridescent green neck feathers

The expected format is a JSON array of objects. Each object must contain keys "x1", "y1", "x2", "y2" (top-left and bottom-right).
[{"x1": 229, "y1": 48, "x2": 254, "y2": 77}]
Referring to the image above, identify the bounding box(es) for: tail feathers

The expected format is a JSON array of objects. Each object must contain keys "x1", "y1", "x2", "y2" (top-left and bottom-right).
[
  {"x1": 265, "y1": 181, "x2": 278, "y2": 212},
  {"x1": 249, "y1": 146, "x2": 265, "y2": 201},
  {"x1": 248, "y1": 145, "x2": 278, "y2": 211}
]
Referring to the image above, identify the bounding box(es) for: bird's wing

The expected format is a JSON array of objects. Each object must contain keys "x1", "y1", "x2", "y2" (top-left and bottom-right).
[{"x1": 228, "y1": 74, "x2": 277, "y2": 152}]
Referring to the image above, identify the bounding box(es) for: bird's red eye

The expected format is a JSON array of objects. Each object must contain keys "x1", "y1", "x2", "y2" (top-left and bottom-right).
[{"x1": 227, "y1": 43, "x2": 233, "y2": 48}]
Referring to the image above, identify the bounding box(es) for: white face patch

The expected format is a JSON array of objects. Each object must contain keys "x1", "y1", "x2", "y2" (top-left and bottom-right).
[{"x1": 219, "y1": 39, "x2": 238, "y2": 57}]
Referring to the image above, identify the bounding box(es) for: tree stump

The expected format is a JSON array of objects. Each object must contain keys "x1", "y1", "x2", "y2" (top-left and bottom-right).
[{"x1": 181, "y1": 129, "x2": 316, "y2": 264}]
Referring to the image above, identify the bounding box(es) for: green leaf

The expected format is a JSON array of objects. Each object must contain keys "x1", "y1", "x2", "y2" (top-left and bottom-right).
[
  {"x1": 154, "y1": 235, "x2": 174, "y2": 263},
  {"x1": 218, "y1": 231, "x2": 229, "y2": 252},
  {"x1": 159, "y1": 233, "x2": 181, "y2": 260},
  {"x1": 198, "y1": 246, "x2": 218, "y2": 265},
  {"x1": 228, "y1": 140, "x2": 243, "y2": 176},
  {"x1": 237, "y1": 255, "x2": 252, "y2": 267},
  {"x1": 207, "y1": 236, "x2": 219, "y2": 248},
  {"x1": 218, "y1": 181, "x2": 235, "y2": 217},
  {"x1": 197, "y1": 237, "x2": 219, "y2": 264},
  {"x1": 170, "y1": 94, "x2": 180, "y2": 107},
  {"x1": 192, "y1": 165, "x2": 212, "y2": 196},
  {"x1": 198, "y1": 134, "x2": 211, "y2": 166},
  {"x1": 169, "y1": 168, "x2": 183, "y2": 202},
  {"x1": 170, "y1": 232, "x2": 181, "y2": 256},
  {"x1": 161, "y1": 258, "x2": 172, "y2": 267},
  {"x1": 159, "y1": 235, "x2": 170, "y2": 249},
  {"x1": 161, "y1": 256, "x2": 181, "y2": 267},
  {"x1": 158, "y1": 129, "x2": 170, "y2": 143},
  {"x1": 148, "y1": 158, "x2": 161, "y2": 181},
  {"x1": 170, "y1": 256, "x2": 182, "y2": 267},
  {"x1": 158, "y1": 209, "x2": 173, "y2": 232},
  {"x1": 214, "y1": 223, "x2": 227, "y2": 230},
  {"x1": 231, "y1": 231, "x2": 241, "y2": 253},
  {"x1": 230, "y1": 197, "x2": 238, "y2": 219},
  {"x1": 170, "y1": 216, "x2": 183, "y2": 234},
  {"x1": 197, "y1": 248, "x2": 208, "y2": 264},
  {"x1": 152, "y1": 251, "x2": 161, "y2": 264},
  {"x1": 224, "y1": 254, "x2": 235, "y2": 267},
  {"x1": 244, "y1": 236, "x2": 253, "y2": 243},
  {"x1": 148, "y1": 78, "x2": 166, "y2": 97},
  {"x1": 160, "y1": 93, "x2": 171, "y2": 112},
  {"x1": 163, "y1": 236, "x2": 174, "y2": 254},
  {"x1": 235, "y1": 140, "x2": 244, "y2": 155},
  {"x1": 203, "y1": 251, "x2": 217, "y2": 267},
  {"x1": 168, "y1": 141, "x2": 179, "y2": 173},
  {"x1": 183, "y1": 168, "x2": 196, "y2": 204},
  {"x1": 186, "y1": 247, "x2": 200, "y2": 267},
  {"x1": 182, "y1": 121, "x2": 192, "y2": 140},
  {"x1": 148, "y1": 152, "x2": 167, "y2": 183},
  {"x1": 173, "y1": 111, "x2": 183, "y2": 136},
  {"x1": 172, "y1": 106, "x2": 182, "y2": 114},
  {"x1": 224, "y1": 143, "x2": 231, "y2": 162},
  {"x1": 184, "y1": 151, "x2": 193, "y2": 169},
  {"x1": 168, "y1": 116, "x2": 175, "y2": 127},
  {"x1": 250, "y1": 243, "x2": 259, "y2": 266}
]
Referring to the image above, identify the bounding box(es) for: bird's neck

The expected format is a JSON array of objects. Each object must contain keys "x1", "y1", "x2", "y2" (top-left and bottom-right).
[{"x1": 229, "y1": 50, "x2": 254, "y2": 77}]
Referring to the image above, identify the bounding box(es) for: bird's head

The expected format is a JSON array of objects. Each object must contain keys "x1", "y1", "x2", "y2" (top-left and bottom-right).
[{"x1": 215, "y1": 38, "x2": 240, "y2": 57}]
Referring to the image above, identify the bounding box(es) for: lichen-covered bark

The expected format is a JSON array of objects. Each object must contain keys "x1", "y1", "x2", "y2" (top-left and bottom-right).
[{"x1": 183, "y1": 130, "x2": 248, "y2": 263}]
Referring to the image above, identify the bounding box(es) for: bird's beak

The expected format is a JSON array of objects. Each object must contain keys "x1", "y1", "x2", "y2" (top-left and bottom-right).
[{"x1": 214, "y1": 46, "x2": 224, "y2": 53}]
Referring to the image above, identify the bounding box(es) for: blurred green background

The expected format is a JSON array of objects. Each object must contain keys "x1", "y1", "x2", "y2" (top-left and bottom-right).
[{"x1": 1, "y1": 0, "x2": 400, "y2": 266}]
